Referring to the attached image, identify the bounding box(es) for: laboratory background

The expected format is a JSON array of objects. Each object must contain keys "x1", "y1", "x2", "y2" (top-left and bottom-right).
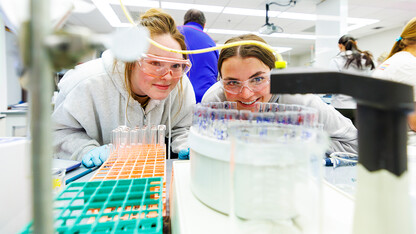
[{"x1": 1, "y1": 0, "x2": 416, "y2": 234}]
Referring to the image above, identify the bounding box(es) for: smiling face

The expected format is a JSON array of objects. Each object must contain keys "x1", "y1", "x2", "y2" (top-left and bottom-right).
[
  {"x1": 130, "y1": 34, "x2": 184, "y2": 100},
  {"x1": 221, "y1": 56, "x2": 272, "y2": 111}
]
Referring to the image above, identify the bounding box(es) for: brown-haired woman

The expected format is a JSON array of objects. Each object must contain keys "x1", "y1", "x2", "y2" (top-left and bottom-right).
[
  {"x1": 202, "y1": 33, "x2": 358, "y2": 154},
  {"x1": 52, "y1": 8, "x2": 195, "y2": 166}
]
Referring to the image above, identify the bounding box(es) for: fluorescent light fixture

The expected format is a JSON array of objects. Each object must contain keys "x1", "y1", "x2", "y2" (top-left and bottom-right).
[
  {"x1": 207, "y1": 28, "x2": 316, "y2": 40},
  {"x1": 72, "y1": 0, "x2": 96, "y2": 14},
  {"x1": 92, "y1": 0, "x2": 121, "y2": 27},
  {"x1": 95, "y1": 0, "x2": 379, "y2": 37}
]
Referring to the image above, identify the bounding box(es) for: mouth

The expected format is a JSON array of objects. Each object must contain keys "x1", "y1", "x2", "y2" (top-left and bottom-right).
[
  {"x1": 239, "y1": 98, "x2": 260, "y2": 106},
  {"x1": 153, "y1": 84, "x2": 170, "y2": 90}
]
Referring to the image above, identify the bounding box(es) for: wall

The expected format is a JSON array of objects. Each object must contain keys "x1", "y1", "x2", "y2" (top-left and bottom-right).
[
  {"x1": 289, "y1": 26, "x2": 404, "y2": 68},
  {"x1": 357, "y1": 27, "x2": 403, "y2": 64}
]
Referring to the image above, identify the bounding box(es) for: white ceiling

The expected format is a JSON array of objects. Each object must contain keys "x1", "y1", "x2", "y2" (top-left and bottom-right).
[{"x1": 67, "y1": 0, "x2": 416, "y2": 56}]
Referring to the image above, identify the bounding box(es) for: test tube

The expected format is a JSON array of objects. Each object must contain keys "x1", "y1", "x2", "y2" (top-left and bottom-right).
[
  {"x1": 252, "y1": 112, "x2": 263, "y2": 123},
  {"x1": 130, "y1": 129, "x2": 139, "y2": 146},
  {"x1": 120, "y1": 128, "x2": 130, "y2": 148},
  {"x1": 276, "y1": 104, "x2": 286, "y2": 112},
  {"x1": 262, "y1": 112, "x2": 276, "y2": 123},
  {"x1": 112, "y1": 129, "x2": 120, "y2": 151},
  {"x1": 141, "y1": 125, "x2": 148, "y2": 145},
  {"x1": 225, "y1": 109, "x2": 238, "y2": 121},
  {"x1": 158, "y1": 125, "x2": 166, "y2": 145},
  {"x1": 223, "y1": 101, "x2": 232, "y2": 110},
  {"x1": 269, "y1": 103, "x2": 279, "y2": 112},
  {"x1": 229, "y1": 102, "x2": 237, "y2": 110},
  {"x1": 210, "y1": 102, "x2": 223, "y2": 109},
  {"x1": 254, "y1": 102, "x2": 264, "y2": 112},
  {"x1": 192, "y1": 104, "x2": 201, "y2": 128},
  {"x1": 150, "y1": 125, "x2": 157, "y2": 145},
  {"x1": 239, "y1": 110, "x2": 253, "y2": 122}
]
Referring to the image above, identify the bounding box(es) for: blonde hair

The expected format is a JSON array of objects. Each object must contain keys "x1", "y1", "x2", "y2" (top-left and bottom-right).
[
  {"x1": 121, "y1": 8, "x2": 188, "y2": 121},
  {"x1": 386, "y1": 17, "x2": 416, "y2": 60}
]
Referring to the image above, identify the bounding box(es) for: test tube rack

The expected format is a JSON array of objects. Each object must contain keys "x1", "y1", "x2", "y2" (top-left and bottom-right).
[
  {"x1": 21, "y1": 178, "x2": 163, "y2": 234},
  {"x1": 90, "y1": 144, "x2": 167, "y2": 214},
  {"x1": 90, "y1": 144, "x2": 166, "y2": 181}
]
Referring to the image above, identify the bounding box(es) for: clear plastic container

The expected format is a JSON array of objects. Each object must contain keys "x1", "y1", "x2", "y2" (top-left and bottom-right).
[{"x1": 228, "y1": 123, "x2": 329, "y2": 234}]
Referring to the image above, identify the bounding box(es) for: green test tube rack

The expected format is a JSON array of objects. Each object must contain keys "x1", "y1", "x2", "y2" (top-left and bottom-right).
[{"x1": 21, "y1": 177, "x2": 163, "y2": 234}]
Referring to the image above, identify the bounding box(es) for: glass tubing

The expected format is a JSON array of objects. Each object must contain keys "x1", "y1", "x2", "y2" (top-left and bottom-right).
[
  {"x1": 110, "y1": 125, "x2": 166, "y2": 153},
  {"x1": 193, "y1": 101, "x2": 319, "y2": 140}
]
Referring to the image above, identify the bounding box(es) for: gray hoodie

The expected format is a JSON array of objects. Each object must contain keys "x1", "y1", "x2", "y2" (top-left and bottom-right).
[{"x1": 52, "y1": 50, "x2": 196, "y2": 161}]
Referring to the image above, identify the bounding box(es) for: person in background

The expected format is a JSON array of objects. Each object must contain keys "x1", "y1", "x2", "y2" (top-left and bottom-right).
[
  {"x1": 178, "y1": 9, "x2": 219, "y2": 103},
  {"x1": 202, "y1": 34, "x2": 358, "y2": 154},
  {"x1": 329, "y1": 34, "x2": 375, "y2": 125},
  {"x1": 373, "y1": 17, "x2": 416, "y2": 132},
  {"x1": 52, "y1": 8, "x2": 195, "y2": 167}
]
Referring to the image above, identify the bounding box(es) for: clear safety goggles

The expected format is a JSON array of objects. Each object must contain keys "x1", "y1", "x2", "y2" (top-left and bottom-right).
[
  {"x1": 137, "y1": 54, "x2": 192, "y2": 79},
  {"x1": 221, "y1": 73, "x2": 270, "y2": 94}
]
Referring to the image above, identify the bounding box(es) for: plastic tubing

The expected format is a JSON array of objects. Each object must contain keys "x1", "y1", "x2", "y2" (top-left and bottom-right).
[{"x1": 118, "y1": 0, "x2": 286, "y2": 68}]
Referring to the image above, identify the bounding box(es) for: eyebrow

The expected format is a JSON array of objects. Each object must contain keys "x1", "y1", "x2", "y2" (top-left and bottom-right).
[
  {"x1": 223, "y1": 71, "x2": 266, "y2": 80},
  {"x1": 248, "y1": 71, "x2": 266, "y2": 79}
]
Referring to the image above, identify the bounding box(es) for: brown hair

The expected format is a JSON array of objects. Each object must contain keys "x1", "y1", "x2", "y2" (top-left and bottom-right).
[
  {"x1": 386, "y1": 17, "x2": 416, "y2": 60},
  {"x1": 218, "y1": 34, "x2": 276, "y2": 77},
  {"x1": 120, "y1": 8, "x2": 187, "y2": 120},
  {"x1": 338, "y1": 34, "x2": 375, "y2": 70}
]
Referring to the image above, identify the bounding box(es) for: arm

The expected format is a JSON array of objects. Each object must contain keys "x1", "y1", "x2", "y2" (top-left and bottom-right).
[
  {"x1": 408, "y1": 103, "x2": 416, "y2": 131},
  {"x1": 313, "y1": 97, "x2": 358, "y2": 154},
  {"x1": 52, "y1": 94, "x2": 101, "y2": 161},
  {"x1": 280, "y1": 94, "x2": 358, "y2": 154}
]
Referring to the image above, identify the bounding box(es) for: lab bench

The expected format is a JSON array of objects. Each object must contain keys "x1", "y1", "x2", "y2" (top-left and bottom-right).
[
  {"x1": 0, "y1": 109, "x2": 27, "y2": 137},
  {"x1": 2, "y1": 138, "x2": 415, "y2": 233}
]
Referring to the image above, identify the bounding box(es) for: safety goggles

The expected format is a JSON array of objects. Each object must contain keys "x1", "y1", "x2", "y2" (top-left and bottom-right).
[
  {"x1": 137, "y1": 54, "x2": 192, "y2": 79},
  {"x1": 221, "y1": 73, "x2": 270, "y2": 94}
]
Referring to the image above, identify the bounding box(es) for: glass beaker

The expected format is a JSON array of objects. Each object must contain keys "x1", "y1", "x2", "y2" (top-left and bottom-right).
[{"x1": 228, "y1": 123, "x2": 328, "y2": 234}]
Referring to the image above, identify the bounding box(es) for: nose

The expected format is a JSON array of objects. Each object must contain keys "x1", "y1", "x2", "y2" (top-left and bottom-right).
[
  {"x1": 239, "y1": 85, "x2": 254, "y2": 98},
  {"x1": 160, "y1": 68, "x2": 174, "y2": 80}
]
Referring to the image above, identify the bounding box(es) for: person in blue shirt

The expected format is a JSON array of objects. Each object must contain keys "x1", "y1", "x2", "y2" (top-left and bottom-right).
[{"x1": 178, "y1": 9, "x2": 219, "y2": 103}]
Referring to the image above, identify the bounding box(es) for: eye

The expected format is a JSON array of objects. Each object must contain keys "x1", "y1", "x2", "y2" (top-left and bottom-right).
[
  {"x1": 171, "y1": 63, "x2": 182, "y2": 69},
  {"x1": 148, "y1": 61, "x2": 161, "y2": 66},
  {"x1": 224, "y1": 80, "x2": 241, "y2": 86},
  {"x1": 250, "y1": 76, "x2": 265, "y2": 84}
]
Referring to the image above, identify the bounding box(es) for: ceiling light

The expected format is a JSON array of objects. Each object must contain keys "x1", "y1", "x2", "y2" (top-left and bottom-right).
[
  {"x1": 95, "y1": 0, "x2": 379, "y2": 37},
  {"x1": 207, "y1": 28, "x2": 316, "y2": 40}
]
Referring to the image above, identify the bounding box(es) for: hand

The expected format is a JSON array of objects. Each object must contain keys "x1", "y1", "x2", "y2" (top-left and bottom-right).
[
  {"x1": 178, "y1": 148, "x2": 190, "y2": 160},
  {"x1": 82, "y1": 145, "x2": 110, "y2": 168}
]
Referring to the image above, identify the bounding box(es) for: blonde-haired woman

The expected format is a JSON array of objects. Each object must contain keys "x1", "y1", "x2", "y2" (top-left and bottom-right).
[
  {"x1": 373, "y1": 17, "x2": 416, "y2": 131},
  {"x1": 52, "y1": 8, "x2": 195, "y2": 166}
]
